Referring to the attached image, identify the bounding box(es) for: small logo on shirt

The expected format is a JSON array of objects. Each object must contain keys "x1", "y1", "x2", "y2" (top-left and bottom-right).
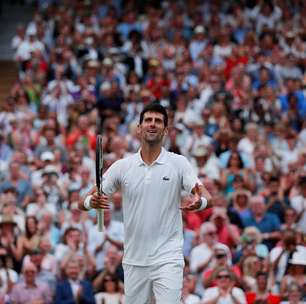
[{"x1": 162, "y1": 176, "x2": 170, "y2": 181}]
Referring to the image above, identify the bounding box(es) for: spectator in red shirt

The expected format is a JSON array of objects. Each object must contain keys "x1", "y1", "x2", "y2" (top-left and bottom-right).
[
  {"x1": 210, "y1": 207, "x2": 241, "y2": 249},
  {"x1": 66, "y1": 115, "x2": 96, "y2": 152},
  {"x1": 246, "y1": 271, "x2": 280, "y2": 304}
]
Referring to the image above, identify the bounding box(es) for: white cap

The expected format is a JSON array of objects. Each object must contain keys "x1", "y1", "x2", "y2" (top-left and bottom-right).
[
  {"x1": 192, "y1": 145, "x2": 208, "y2": 157},
  {"x1": 100, "y1": 81, "x2": 111, "y2": 91},
  {"x1": 40, "y1": 151, "x2": 55, "y2": 161},
  {"x1": 103, "y1": 57, "x2": 113, "y2": 66},
  {"x1": 289, "y1": 250, "x2": 306, "y2": 265},
  {"x1": 194, "y1": 25, "x2": 205, "y2": 34}
]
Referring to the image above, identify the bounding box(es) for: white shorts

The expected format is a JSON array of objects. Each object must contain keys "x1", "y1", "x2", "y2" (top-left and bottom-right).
[{"x1": 123, "y1": 260, "x2": 184, "y2": 304}]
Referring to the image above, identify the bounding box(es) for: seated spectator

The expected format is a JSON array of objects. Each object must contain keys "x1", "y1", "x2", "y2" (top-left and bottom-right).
[
  {"x1": 234, "y1": 227, "x2": 269, "y2": 265},
  {"x1": 95, "y1": 273, "x2": 124, "y2": 304},
  {"x1": 242, "y1": 195, "x2": 281, "y2": 249},
  {"x1": 280, "y1": 250, "x2": 306, "y2": 298},
  {"x1": 281, "y1": 207, "x2": 300, "y2": 232},
  {"x1": 269, "y1": 229, "x2": 299, "y2": 290},
  {"x1": 202, "y1": 245, "x2": 242, "y2": 288},
  {"x1": 55, "y1": 258, "x2": 95, "y2": 304},
  {"x1": 201, "y1": 267, "x2": 247, "y2": 304},
  {"x1": 0, "y1": 161, "x2": 32, "y2": 207},
  {"x1": 260, "y1": 176, "x2": 288, "y2": 222},
  {"x1": 93, "y1": 245, "x2": 124, "y2": 293},
  {"x1": 241, "y1": 256, "x2": 262, "y2": 291},
  {"x1": 182, "y1": 274, "x2": 201, "y2": 304},
  {"x1": 190, "y1": 145, "x2": 220, "y2": 181},
  {"x1": 246, "y1": 271, "x2": 280, "y2": 304},
  {"x1": 0, "y1": 214, "x2": 22, "y2": 273},
  {"x1": 16, "y1": 215, "x2": 41, "y2": 259},
  {"x1": 289, "y1": 174, "x2": 306, "y2": 234},
  {"x1": 210, "y1": 207, "x2": 241, "y2": 249},
  {"x1": 280, "y1": 282, "x2": 304, "y2": 304},
  {"x1": 22, "y1": 247, "x2": 56, "y2": 292},
  {"x1": 190, "y1": 222, "x2": 231, "y2": 295},
  {"x1": 220, "y1": 152, "x2": 254, "y2": 196},
  {"x1": 9, "y1": 261, "x2": 52, "y2": 304},
  {"x1": 87, "y1": 206, "x2": 124, "y2": 273},
  {"x1": 231, "y1": 189, "x2": 252, "y2": 222}
]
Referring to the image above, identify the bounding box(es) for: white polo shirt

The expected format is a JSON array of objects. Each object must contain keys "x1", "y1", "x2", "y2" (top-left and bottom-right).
[{"x1": 103, "y1": 147, "x2": 200, "y2": 266}]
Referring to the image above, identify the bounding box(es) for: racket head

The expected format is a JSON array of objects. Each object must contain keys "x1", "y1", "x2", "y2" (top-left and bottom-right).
[{"x1": 96, "y1": 134, "x2": 103, "y2": 193}]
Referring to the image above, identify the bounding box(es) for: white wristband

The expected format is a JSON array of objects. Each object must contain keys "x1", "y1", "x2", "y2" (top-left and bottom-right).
[
  {"x1": 84, "y1": 195, "x2": 92, "y2": 210},
  {"x1": 198, "y1": 197, "x2": 208, "y2": 211}
]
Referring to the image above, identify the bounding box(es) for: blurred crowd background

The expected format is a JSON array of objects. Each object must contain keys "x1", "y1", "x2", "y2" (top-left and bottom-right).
[{"x1": 0, "y1": 0, "x2": 305, "y2": 303}]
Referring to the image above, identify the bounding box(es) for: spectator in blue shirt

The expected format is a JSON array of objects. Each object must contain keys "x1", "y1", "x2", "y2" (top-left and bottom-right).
[{"x1": 243, "y1": 195, "x2": 281, "y2": 250}]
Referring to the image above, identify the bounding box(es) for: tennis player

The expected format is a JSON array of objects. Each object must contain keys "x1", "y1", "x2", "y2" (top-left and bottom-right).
[{"x1": 80, "y1": 102, "x2": 212, "y2": 303}]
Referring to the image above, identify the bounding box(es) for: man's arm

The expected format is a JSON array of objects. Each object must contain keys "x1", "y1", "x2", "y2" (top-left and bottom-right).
[{"x1": 180, "y1": 183, "x2": 212, "y2": 212}]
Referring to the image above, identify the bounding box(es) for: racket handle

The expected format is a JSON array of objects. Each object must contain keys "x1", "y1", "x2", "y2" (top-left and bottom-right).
[{"x1": 97, "y1": 209, "x2": 104, "y2": 231}]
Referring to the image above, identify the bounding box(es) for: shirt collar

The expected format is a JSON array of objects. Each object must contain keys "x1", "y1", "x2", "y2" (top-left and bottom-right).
[{"x1": 137, "y1": 147, "x2": 167, "y2": 166}]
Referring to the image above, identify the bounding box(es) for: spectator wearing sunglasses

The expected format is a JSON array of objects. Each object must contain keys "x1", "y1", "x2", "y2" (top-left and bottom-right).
[
  {"x1": 201, "y1": 267, "x2": 247, "y2": 304},
  {"x1": 202, "y1": 245, "x2": 242, "y2": 289}
]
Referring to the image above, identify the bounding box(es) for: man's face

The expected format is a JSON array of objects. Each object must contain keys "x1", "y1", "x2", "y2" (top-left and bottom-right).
[
  {"x1": 139, "y1": 112, "x2": 167, "y2": 145},
  {"x1": 23, "y1": 263, "x2": 37, "y2": 285},
  {"x1": 251, "y1": 201, "x2": 266, "y2": 216},
  {"x1": 66, "y1": 261, "x2": 80, "y2": 280}
]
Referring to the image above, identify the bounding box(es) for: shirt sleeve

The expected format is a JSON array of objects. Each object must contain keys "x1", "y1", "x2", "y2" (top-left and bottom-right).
[
  {"x1": 179, "y1": 155, "x2": 201, "y2": 193},
  {"x1": 232, "y1": 287, "x2": 247, "y2": 304},
  {"x1": 102, "y1": 159, "x2": 123, "y2": 195}
]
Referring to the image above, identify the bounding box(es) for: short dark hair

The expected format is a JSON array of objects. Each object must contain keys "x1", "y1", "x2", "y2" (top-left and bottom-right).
[{"x1": 139, "y1": 102, "x2": 168, "y2": 126}]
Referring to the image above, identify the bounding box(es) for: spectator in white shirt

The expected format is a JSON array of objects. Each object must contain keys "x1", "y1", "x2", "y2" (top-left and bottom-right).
[{"x1": 201, "y1": 267, "x2": 247, "y2": 304}]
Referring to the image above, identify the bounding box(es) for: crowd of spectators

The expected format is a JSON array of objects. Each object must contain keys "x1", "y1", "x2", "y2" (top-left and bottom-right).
[{"x1": 0, "y1": 0, "x2": 306, "y2": 303}]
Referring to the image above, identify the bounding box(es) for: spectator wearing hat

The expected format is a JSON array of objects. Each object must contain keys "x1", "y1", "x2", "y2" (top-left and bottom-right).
[
  {"x1": 189, "y1": 25, "x2": 208, "y2": 62},
  {"x1": 186, "y1": 120, "x2": 212, "y2": 153},
  {"x1": 30, "y1": 151, "x2": 55, "y2": 187},
  {"x1": 41, "y1": 164, "x2": 64, "y2": 210},
  {"x1": 9, "y1": 261, "x2": 52, "y2": 304},
  {"x1": 190, "y1": 145, "x2": 220, "y2": 181},
  {"x1": 280, "y1": 250, "x2": 306, "y2": 298},
  {"x1": 242, "y1": 195, "x2": 281, "y2": 249},
  {"x1": 34, "y1": 126, "x2": 68, "y2": 163},
  {"x1": 202, "y1": 267, "x2": 247, "y2": 304}
]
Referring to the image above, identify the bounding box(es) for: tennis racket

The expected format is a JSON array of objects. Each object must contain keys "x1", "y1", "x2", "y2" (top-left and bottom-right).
[{"x1": 96, "y1": 134, "x2": 104, "y2": 231}]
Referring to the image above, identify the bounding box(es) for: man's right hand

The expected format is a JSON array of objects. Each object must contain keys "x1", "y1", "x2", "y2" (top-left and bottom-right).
[{"x1": 90, "y1": 192, "x2": 110, "y2": 209}]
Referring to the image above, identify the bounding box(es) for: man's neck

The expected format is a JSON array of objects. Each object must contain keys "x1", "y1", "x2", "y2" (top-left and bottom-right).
[{"x1": 140, "y1": 144, "x2": 162, "y2": 166}]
